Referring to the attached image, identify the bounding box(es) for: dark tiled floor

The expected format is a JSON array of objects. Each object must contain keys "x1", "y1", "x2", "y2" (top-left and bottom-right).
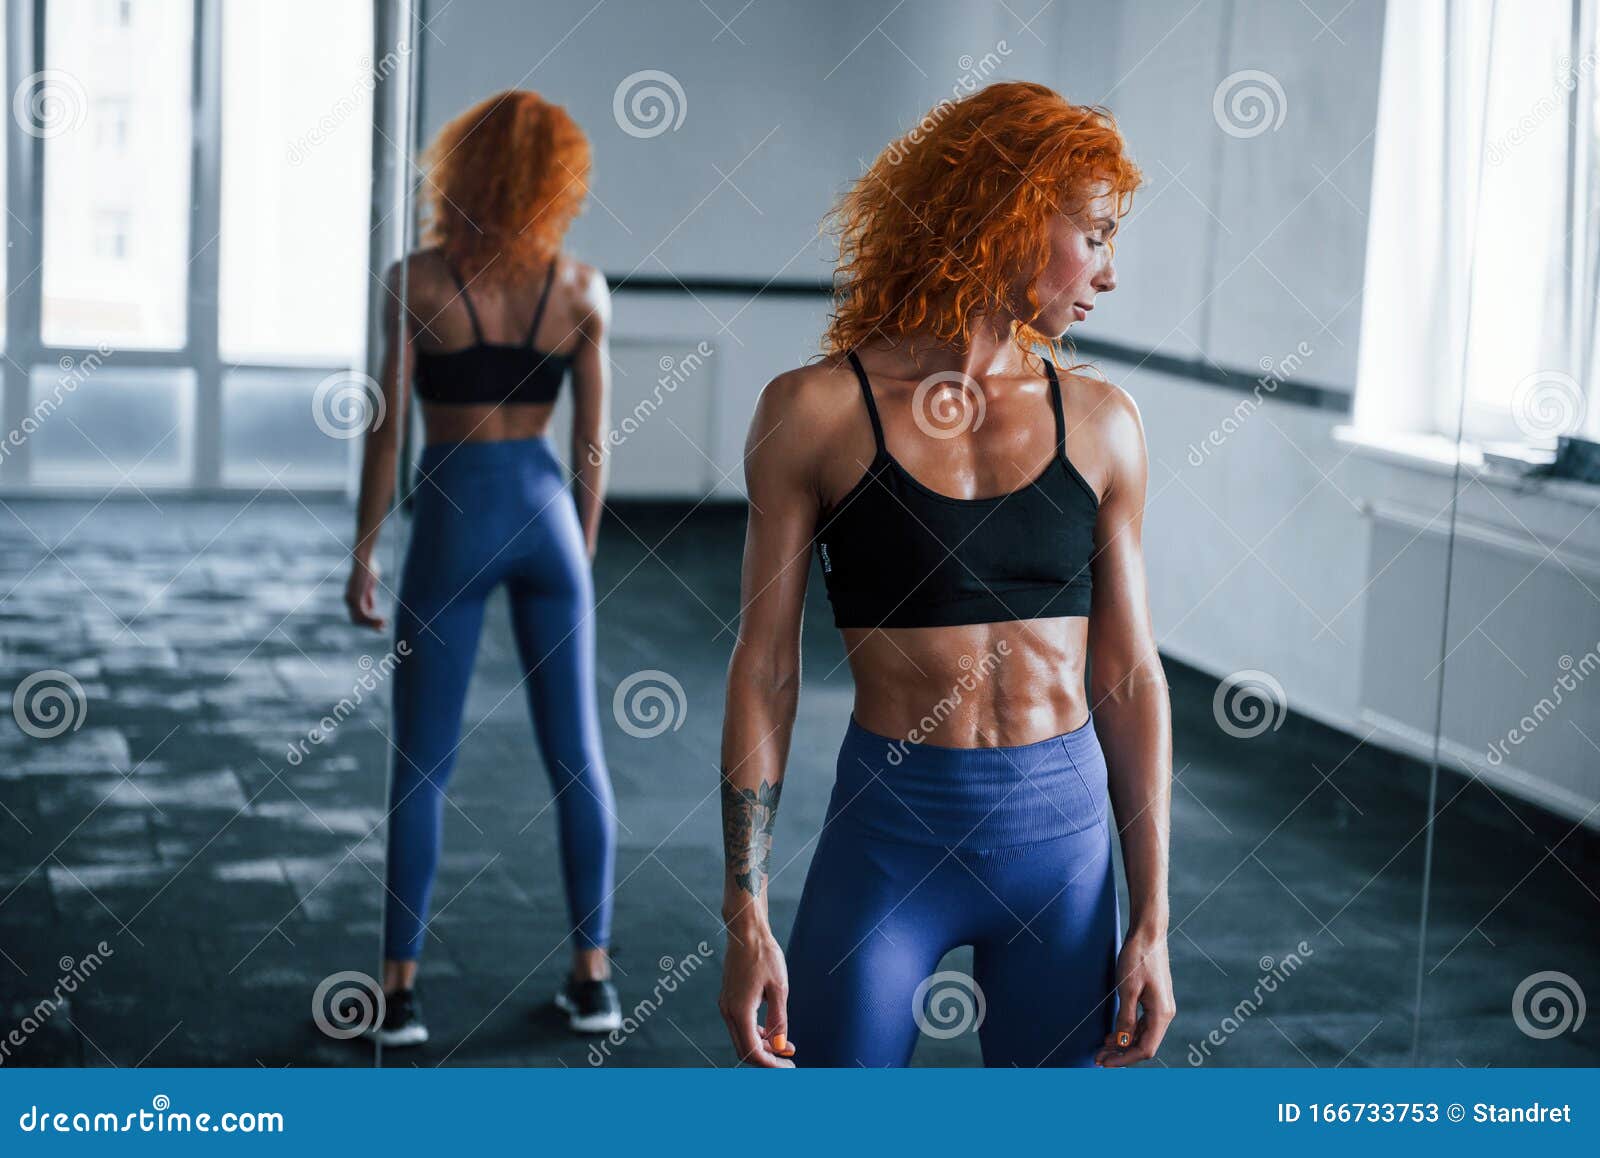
[{"x1": 0, "y1": 496, "x2": 1594, "y2": 1068}]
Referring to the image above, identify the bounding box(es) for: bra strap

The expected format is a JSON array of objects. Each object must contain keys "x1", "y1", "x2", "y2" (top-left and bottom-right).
[
  {"x1": 442, "y1": 258, "x2": 484, "y2": 344},
  {"x1": 845, "y1": 350, "x2": 887, "y2": 455},
  {"x1": 1043, "y1": 357, "x2": 1068, "y2": 462},
  {"x1": 524, "y1": 258, "x2": 558, "y2": 347}
]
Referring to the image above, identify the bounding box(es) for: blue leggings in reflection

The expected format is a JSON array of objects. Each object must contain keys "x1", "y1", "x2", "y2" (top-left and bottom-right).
[
  {"x1": 382, "y1": 435, "x2": 615, "y2": 961},
  {"x1": 784, "y1": 715, "x2": 1121, "y2": 1067}
]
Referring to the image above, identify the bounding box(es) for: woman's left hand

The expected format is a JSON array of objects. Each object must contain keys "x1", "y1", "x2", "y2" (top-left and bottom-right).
[
  {"x1": 1095, "y1": 925, "x2": 1174, "y2": 1067},
  {"x1": 344, "y1": 557, "x2": 388, "y2": 632}
]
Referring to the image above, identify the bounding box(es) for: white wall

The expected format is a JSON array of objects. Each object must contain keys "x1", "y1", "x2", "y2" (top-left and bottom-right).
[{"x1": 413, "y1": 0, "x2": 1385, "y2": 363}]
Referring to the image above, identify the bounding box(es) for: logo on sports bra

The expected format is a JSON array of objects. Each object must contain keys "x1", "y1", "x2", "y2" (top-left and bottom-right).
[{"x1": 819, "y1": 541, "x2": 832, "y2": 574}]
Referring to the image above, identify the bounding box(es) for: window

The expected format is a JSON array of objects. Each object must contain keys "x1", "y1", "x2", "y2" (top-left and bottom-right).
[
  {"x1": 221, "y1": 368, "x2": 355, "y2": 488},
  {"x1": 40, "y1": 0, "x2": 192, "y2": 350},
  {"x1": 0, "y1": 10, "x2": 7, "y2": 350},
  {"x1": 1355, "y1": 0, "x2": 1600, "y2": 449},
  {"x1": 96, "y1": 0, "x2": 132, "y2": 28},
  {"x1": 91, "y1": 209, "x2": 130, "y2": 260},
  {"x1": 92, "y1": 96, "x2": 129, "y2": 150},
  {"x1": 218, "y1": 0, "x2": 375, "y2": 364},
  {"x1": 4, "y1": 0, "x2": 388, "y2": 492},
  {"x1": 28, "y1": 365, "x2": 194, "y2": 487}
]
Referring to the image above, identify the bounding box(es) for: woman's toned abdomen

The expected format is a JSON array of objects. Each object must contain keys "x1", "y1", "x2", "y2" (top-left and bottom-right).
[{"x1": 841, "y1": 617, "x2": 1090, "y2": 748}]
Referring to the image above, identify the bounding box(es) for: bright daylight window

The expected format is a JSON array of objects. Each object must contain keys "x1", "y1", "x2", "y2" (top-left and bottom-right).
[
  {"x1": 17, "y1": 0, "x2": 376, "y2": 490},
  {"x1": 1355, "y1": 0, "x2": 1600, "y2": 452},
  {"x1": 39, "y1": 0, "x2": 192, "y2": 350},
  {"x1": 219, "y1": 0, "x2": 373, "y2": 365}
]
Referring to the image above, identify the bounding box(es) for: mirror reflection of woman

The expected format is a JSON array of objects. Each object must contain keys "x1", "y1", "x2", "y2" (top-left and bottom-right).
[
  {"x1": 346, "y1": 90, "x2": 621, "y2": 1046},
  {"x1": 717, "y1": 82, "x2": 1174, "y2": 1067}
]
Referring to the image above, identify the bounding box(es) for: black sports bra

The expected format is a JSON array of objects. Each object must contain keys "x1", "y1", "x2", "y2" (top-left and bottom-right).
[
  {"x1": 412, "y1": 258, "x2": 571, "y2": 405},
  {"x1": 814, "y1": 351, "x2": 1100, "y2": 629}
]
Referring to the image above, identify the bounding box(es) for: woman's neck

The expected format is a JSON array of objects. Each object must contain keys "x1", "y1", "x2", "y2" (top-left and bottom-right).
[{"x1": 867, "y1": 316, "x2": 1033, "y2": 380}]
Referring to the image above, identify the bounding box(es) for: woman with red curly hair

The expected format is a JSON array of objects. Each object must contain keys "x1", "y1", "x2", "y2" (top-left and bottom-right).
[
  {"x1": 346, "y1": 90, "x2": 620, "y2": 1045},
  {"x1": 717, "y1": 81, "x2": 1174, "y2": 1067}
]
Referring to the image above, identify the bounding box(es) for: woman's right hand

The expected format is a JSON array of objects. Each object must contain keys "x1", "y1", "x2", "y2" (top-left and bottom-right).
[
  {"x1": 344, "y1": 557, "x2": 388, "y2": 631},
  {"x1": 717, "y1": 924, "x2": 795, "y2": 1068}
]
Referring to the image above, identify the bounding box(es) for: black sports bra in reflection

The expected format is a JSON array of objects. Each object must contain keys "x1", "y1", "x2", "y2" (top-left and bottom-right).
[
  {"x1": 814, "y1": 350, "x2": 1100, "y2": 630},
  {"x1": 412, "y1": 258, "x2": 571, "y2": 405}
]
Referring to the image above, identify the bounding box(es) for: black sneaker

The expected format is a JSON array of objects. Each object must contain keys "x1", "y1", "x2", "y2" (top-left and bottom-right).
[
  {"x1": 554, "y1": 976, "x2": 622, "y2": 1034},
  {"x1": 369, "y1": 987, "x2": 429, "y2": 1047}
]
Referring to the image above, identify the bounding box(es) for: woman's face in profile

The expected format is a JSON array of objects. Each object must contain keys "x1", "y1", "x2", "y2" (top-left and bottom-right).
[{"x1": 1021, "y1": 184, "x2": 1120, "y2": 338}]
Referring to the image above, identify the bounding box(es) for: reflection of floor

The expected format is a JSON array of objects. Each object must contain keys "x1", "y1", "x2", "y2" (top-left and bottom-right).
[
  {"x1": 1165, "y1": 661, "x2": 1599, "y2": 1068},
  {"x1": 0, "y1": 497, "x2": 1593, "y2": 1067}
]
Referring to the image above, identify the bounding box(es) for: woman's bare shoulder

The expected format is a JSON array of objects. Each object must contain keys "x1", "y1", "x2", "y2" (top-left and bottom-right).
[
  {"x1": 375, "y1": 248, "x2": 456, "y2": 336},
  {"x1": 756, "y1": 357, "x2": 860, "y2": 424}
]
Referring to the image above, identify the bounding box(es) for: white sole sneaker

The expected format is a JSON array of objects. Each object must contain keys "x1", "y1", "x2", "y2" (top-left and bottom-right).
[
  {"x1": 370, "y1": 1023, "x2": 429, "y2": 1047},
  {"x1": 554, "y1": 990, "x2": 623, "y2": 1034}
]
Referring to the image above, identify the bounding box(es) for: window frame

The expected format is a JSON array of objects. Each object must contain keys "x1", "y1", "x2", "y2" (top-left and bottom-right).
[{"x1": 0, "y1": 0, "x2": 405, "y2": 495}]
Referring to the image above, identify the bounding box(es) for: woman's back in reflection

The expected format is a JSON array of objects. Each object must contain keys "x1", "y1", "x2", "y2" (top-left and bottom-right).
[
  {"x1": 346, "y1": 87, "x2": 622, "y2": 1048},
  {"x1": 403, "y1": 245, "x2": 606, "y2": 446}
]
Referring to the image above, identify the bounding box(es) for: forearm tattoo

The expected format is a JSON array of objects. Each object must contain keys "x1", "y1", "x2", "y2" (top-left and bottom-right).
[{"x1": 721, "y1": 768, "x2": 783, "y2": 899}]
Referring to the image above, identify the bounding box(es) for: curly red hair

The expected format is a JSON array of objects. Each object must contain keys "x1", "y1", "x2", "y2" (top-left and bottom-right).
[
  {"x1": 823, "y1": 81, "x2": 1141, "y2": 361},
  {"x1": 421, "y1": 90, "x2": 589, "y2": 290}
]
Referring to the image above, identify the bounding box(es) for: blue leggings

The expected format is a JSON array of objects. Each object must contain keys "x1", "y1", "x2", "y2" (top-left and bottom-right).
[
  {"x1": 382, "y1": 435, "x2": 615, "y2": 961},
  {"x1": 785, "y1": 715, "x2": 1121, "y2": 1067}
]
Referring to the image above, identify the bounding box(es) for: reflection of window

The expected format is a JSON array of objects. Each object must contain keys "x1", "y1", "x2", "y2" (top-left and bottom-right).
[
  {"x1": 93, "y1": 97, "x2": 130, "y2": 150},
  {"x1": 0, "y1": 11, "x2": 7, "y2": 349},
  {"x1": 221, "y1": 369, "x2": 355, "y2": 487},
  {"x1": 92, "y1": 210, "x2": 129, "y2": 260},
  {"x1": 15, "y1": 0, "x2": 380, "y2": 492},
  {"x1": 1356, "y1": 0, "x2": 1600, "y2": 447},
  {"x1": 97, "y1": 0, "x2": 132, "y2": 28},
  {"x1": 218, "y1": 0, "x2": 374, "y2": 363},
  {"x1": 27, "y1": 365, "x2": 194, "y2": 487},
  {"x1": 40, "y1": 0, "x2": 191, "y2": 350}
]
